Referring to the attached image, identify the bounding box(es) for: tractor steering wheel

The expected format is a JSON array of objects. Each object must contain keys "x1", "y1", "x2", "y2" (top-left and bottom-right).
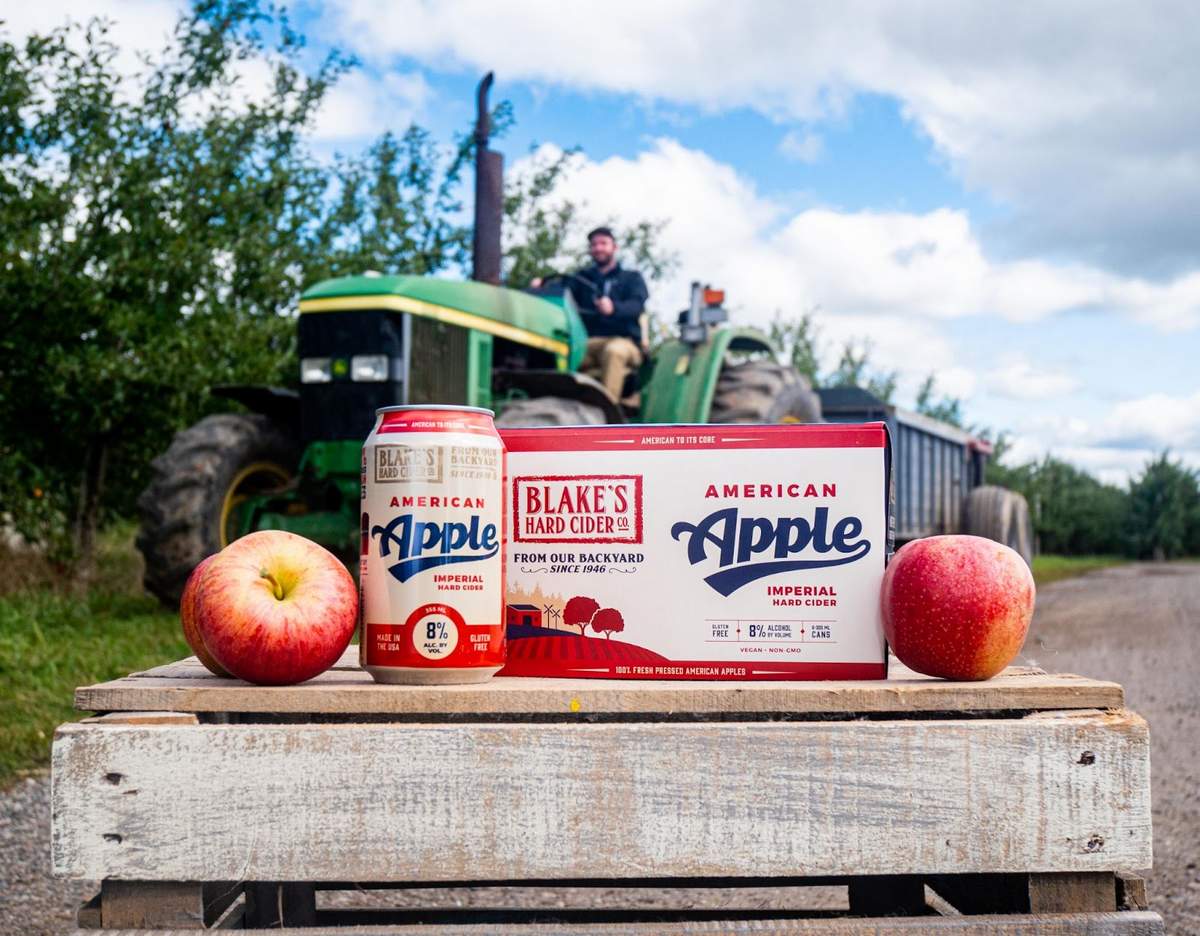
[{"x1": 531, "y1": 271, "x2": 599, "y2": 298}]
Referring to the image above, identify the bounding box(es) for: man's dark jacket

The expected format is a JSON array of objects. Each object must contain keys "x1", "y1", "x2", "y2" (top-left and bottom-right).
[{"x1": 569, "y1": 263, "x2": 648, "y2": 341}]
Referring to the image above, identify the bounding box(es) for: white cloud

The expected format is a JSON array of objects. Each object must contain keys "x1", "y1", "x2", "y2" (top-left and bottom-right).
[
  {"x1": 311, "y1": 70, "x2": 430, "y2": 141},
  {"x1": 1096, "y1": 391, "x2": 1200, "y2": 451},
  {"x1": 1, "y1": 2, "x2": 181, "y2": 46},
  {"x1": 323, "y1": 0, "x2": 1200, "y2": 278},
  {"x1": 515, "y1": 138, "x2": 1200, "y2": 338},
  {"x1": 2, "y1": 2, "x2": 431, "y2": 144},
  {"x1": 986, "y1": 359, "x2": 1082, "y2": 401},
  {"x1": 779, "y1": 129, "x2": 824, "y2": 164},
  {"x1": 2, "y1": 1, "x2": 182, "y2": 80}
]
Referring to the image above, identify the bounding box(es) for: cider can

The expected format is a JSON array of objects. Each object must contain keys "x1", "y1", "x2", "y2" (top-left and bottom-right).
[{"x1": 360, "y1": 405, "x2": 505, "y2": 684}]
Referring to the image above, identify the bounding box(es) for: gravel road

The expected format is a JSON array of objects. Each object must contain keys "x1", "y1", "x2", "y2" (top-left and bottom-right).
[{"x1": 2, "y1": 561, "x2": 1196, "y2": 934}]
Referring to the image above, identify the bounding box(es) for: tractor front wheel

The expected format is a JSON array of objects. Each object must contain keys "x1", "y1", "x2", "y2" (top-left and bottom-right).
[
  {"x1": 136, "y1": 413, "x2": 299, "y2": 606},
  {"x1": 709, "y1": 359, "x2": 822, "y2": 423},
  {"x1": 495, "y1": 396, "x2": 608, "y2": 427}
]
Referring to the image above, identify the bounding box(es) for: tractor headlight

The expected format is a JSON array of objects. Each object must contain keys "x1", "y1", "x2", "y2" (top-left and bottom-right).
[
  {"x1": 351, "y1": 354, "x2": 390, "y2": 382},
  {"x1": 300, "y1": 357, "x2": 333, "y2": 384}
]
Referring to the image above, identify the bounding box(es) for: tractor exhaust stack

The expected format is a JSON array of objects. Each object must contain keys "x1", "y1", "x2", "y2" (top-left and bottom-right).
[{"x1": 472, "y1": 72, "x2": 504, "y2": 285}]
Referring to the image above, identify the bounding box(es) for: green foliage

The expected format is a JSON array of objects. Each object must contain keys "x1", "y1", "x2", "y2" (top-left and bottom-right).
[
  {"x1": 998, "y1": 456, "x2": 1129, "y2": 555},
  {"x1": 0, "y1": 4, "x2": 341, "y2": 562},
  {"x1": 0, "y1": 525, "x2": 186, "y2": 786},
  {"x1": 827, "y1": 341, "x2": 897, "y2": 403},
  {"x1": 915, "y1": 374, "x2": 964, "y2": 427},
  {"x1": 310, "y1": 127, "x2": 474, "y2": 281},
  {"x1": 768, "y1": 312, "x2": 821, "y2": 386},
  {"x1": 0, "y1": 2, "x2": 668, "y2": 568},
  {"x1": 1126, "y1": 452, "x2": 1200, "y2": 559},
  {"x1": 989, "y1": 450, "x2": 1200, "y2": 559},
  {"x1": 768, "y1": 311, "x2": 896, "y2": 401}
]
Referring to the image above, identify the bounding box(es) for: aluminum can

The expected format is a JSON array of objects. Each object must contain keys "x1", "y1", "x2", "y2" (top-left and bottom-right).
[{"x1": 360, "y1": 405, "x2": 505, "y2": 684}]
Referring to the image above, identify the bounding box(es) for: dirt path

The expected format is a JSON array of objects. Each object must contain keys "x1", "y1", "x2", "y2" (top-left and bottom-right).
[
  {"x1": 2, "y1": 562, "x2": 1196, "y2": 934},
  {"x1": 1020, "y1": 561, "x2": 1200, "y2": 934}
]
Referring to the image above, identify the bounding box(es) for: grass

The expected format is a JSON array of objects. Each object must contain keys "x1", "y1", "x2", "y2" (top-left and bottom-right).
[
  {"x1": 0, "y1": 525, "x2": 186, "y2": 788},
  {"x1": 1031, "y1": 554, "x2": 1127, "y2": 587}
]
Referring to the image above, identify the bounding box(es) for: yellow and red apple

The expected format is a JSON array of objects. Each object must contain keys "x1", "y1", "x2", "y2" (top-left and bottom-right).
[
  {"x1": 195, "y1": 530, "x2": 357, "y2": 685},
  {"x1": 882, "y1": 534, "x2": 1035, "y2": 681},
  {"x1": 180, "y1": 555, "x2": 229, "y2": 677}
]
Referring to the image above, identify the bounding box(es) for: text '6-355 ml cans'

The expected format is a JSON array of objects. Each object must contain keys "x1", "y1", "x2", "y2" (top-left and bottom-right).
[{"x1": 360, "y1": 405, "x2": 505, "y2": 684}]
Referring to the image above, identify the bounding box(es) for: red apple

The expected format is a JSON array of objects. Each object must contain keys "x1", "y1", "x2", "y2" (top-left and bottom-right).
[
  {"x1": 180, "y1": 555, "x2": 229, "y2": 677},
  {"x1": 195, "y1": 530, "x2": 357, "y2": 685},
  {"x1": 882, "y1": 534, "x2": 1035, "y2": 681}
]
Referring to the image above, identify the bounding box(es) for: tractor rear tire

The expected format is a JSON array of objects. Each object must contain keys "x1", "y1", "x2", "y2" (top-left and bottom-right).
[
  {"x1": 1009, "y1": 491, "x2": 1034, "y2": 565},
  {"x1": 495, "y1": 396, "x2": 608, "y2": 427},
  {"x1": 964, "y1": 485, "x2": 1034, "y2": 566},
  {"x1": 709, "y1": 359, "x2": 823, "y2": 423},
  {"x1": 136, "y1": 413, "x2": 299, "y2": 607}
]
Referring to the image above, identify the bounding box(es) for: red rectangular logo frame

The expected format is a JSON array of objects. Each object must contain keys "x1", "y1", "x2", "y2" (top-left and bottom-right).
[{"x1": 511, "y1": 474, "x2": 644, "y2": 545}]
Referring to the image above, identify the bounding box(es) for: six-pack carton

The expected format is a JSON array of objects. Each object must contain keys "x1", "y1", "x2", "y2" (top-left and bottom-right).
[{"x1": 498, "y1": 423, "x2": 892, "y2": 680}]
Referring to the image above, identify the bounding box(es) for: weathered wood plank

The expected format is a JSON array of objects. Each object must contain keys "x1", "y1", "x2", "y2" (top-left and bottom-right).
[
  {"x1": 1116, "y1": 872, "x2": 1148, "y2": 911},
  {"x1": 1028, "y1": 873, "x2": 1116, "y2": 913},
  {"x1": 65, "y1": 909, "x2": 1168, "y2": 934},
  {"x1": 75, "y1": 652, "x2": 1123, "y2": 717},
  {"x1": 75, "y1": 893, "x2": 101, "y2": 928},
  {"x1": 100, "y1": 880, "x2": 204, "y2": 928},
  {"x1": 80, "y1": 712, "x2": 199, "y2": 726},
  {"x1": 51, "y1": 710, "x2": 1151, "y2": 882}
]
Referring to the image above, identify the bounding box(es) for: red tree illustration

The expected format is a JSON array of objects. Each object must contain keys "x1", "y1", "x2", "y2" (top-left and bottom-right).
[
  {"x1": 591, "y1": 607, "x2": 625, "y2": 640},
  {"x1": 563, "y1": 595, "x2": 600, "y2": 637}
]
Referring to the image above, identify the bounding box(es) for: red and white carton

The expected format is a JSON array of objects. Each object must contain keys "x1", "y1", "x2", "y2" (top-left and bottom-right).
[{"x1": 499, "y1": 423, "x2": 891, "y2": 680}]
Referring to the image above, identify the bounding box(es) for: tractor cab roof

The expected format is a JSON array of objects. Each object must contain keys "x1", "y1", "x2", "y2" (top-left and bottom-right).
[{"x1": 299, "y1": 274, "x2": 585, "y2": 368}]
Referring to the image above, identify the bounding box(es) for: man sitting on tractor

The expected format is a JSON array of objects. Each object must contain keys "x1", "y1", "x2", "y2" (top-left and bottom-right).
[{"x1": 563, "y1": 227, "x2": 650, "y2": 402}]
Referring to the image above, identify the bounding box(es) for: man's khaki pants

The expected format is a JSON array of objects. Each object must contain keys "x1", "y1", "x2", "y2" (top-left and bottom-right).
[{"x1": 582, "y1": 336, "x2": 643, "y2": 401}]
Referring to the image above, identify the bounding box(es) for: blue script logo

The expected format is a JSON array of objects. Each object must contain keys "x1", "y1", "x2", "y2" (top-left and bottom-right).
[
  {"x1": 670, "y1": 507, "x2": 870, "y2": 596},
  {"x1": 371, "y1": 514, "x2": 498, "y2": 583}
]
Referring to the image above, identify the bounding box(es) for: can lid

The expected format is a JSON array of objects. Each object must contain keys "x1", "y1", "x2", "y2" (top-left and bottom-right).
[{"x1": 376, "y1": 404, "x2": 495, "y2": 417}]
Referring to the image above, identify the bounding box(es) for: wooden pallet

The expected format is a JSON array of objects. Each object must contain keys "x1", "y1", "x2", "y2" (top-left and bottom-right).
[{"x1": 54, "y1": 651, "x2": 1159, "y2": 933}]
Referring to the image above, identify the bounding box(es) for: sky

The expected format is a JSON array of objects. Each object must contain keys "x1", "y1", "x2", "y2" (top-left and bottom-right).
[{"x1": 9, "y1": 1, "x2": 1200, "y2": 484}]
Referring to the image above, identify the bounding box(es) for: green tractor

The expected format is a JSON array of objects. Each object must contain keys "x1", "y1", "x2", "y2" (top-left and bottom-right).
[{"x1": 136, "y1": 75, "x2": 821, "y2": 605}]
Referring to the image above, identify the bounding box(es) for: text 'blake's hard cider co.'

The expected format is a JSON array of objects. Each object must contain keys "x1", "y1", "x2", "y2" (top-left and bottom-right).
[{"x1": 360, "y1": 405, "x2": 505, "y2": 684}]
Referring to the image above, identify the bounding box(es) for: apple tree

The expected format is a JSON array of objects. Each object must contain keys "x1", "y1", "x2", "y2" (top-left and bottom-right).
[
  {"x1": 591, "y1": 607, "x2": 625, "y2": 640},
  {"x1": 0, "y1": 1, "x2": 676, "y2": 579},
  {"x1": 562, "y1": 595, "x2": 600, "y2": 637}
]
